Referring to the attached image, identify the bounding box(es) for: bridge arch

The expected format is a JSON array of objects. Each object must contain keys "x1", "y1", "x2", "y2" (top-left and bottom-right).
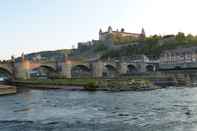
[
  {"x1": 146, "y1": 65, "x2": 154, "y2": 72},
  {"x1": 39, "y1": 65, "x2": 56, "y2": 72},
  {"x1": 103, "y1": 64, "x2": 118, "y2": 78},
  {"x1": 127, "y1": 64, "x2": 137, "y2": 74},
  {"x1": 174, "y1": 66, "x2": 182, "y2": 70},
  {"x1": 30, "y1": 65, "x2": 57, "y2": 79},
  {"x1": 0, "y1": 67, "x2": 12, "y2": 80},
  {"x1": 71, "y1": 65, "x2": 91, "y2": 78}
]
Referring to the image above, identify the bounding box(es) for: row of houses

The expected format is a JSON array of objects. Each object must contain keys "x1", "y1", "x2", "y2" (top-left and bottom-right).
[
  {"x1": 160, "y1": 47, "x2": 197, "y2": 64},
  {"x1": 159, "y1": 46, "x2": 197, "y2": 70}
]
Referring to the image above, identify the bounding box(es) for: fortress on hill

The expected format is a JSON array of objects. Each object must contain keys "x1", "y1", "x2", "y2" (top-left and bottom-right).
[
  {"x1": 99, "y1": 26, "x2": 146, "y2": 41},
  {"x1": 78, "y1": 26, "x2": 146, "y2": 49}
]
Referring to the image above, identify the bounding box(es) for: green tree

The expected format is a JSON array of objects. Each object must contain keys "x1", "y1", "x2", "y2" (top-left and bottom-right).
[
  {"x1": 176, "y1": 32, "x2": 185, "y2": 42},
  {"x1": 94, "y1": 43, "x2": 108, "y2": 52}
]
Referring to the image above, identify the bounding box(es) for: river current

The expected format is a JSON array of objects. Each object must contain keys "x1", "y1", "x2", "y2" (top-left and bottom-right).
[{"x1": 1, "y1": 87, "x2": 197, "y2": 131}]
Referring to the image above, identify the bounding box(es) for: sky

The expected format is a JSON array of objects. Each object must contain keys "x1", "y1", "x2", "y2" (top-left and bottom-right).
[{"x1": 0, "y1": 0, "x2": 197, "y2": 59}]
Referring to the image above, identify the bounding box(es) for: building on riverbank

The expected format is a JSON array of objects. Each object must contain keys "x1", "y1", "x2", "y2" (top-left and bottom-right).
[
  {"x1": 159, "y1": 46, "x2": 197, "y2": 70},
  {"x1": 160, "y1": 47, "x2": 197, "y2": 64}
]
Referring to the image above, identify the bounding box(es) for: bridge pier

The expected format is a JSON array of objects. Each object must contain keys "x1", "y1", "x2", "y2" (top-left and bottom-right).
[
  {"x1": 61, "y1": 61, "x2": 72, "y2": 78},
  {"x1": 15, "y1": 60, "x2": 30, "y2": 80},
  {"x1": 92, "y1": 61, "x2": 104, "y2": 78},
  {"x1": 119, "y1": 63, "x2": 128, "y2": 75}
]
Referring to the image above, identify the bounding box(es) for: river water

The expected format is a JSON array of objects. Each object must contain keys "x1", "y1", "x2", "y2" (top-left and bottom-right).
[{"x1": 1, "y1": 87, "x2": 197, "y2": 131}]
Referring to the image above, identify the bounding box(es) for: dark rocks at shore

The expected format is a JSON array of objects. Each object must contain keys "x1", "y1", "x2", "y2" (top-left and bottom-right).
[{"x1": 95, "y1": 79, "x2": 160, "y2": 91}]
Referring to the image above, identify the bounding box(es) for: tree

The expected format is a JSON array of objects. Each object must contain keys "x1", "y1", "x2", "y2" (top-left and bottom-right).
[
  {"x1": 176, "y1": 32, "x2": 185, "y2": 42},
  {"x1": 94, "y1": 43, "x2": 108, "y2": 52}
]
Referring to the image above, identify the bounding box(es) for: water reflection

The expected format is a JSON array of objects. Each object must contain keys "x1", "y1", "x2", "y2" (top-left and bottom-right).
[{"x1": 1, "y1": 87, "x2": 197, "y2": 130}]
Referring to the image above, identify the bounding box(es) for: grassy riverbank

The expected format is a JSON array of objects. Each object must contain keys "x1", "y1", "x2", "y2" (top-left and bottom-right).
[
  {"x1": 13, "y1": 78, "x2": 97, "y2": 86},
  {"x1": 12, "y1": 78, "x2": 162, "y2": 91}
]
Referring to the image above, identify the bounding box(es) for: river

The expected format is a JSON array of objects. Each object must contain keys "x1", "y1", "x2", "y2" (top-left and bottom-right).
[{"x1": 1, "y1": 87, "x2": 197, "y2": 131}]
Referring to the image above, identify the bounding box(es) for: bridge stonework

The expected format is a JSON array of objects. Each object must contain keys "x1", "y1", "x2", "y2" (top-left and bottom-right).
[
  {"x1": 0, "y1": 62, "x2": 13, "y2": 74},
  {"x1": 0, "y1": 58, "x2": 159, "y2": 79},
  {"x1": 92, "y1": 61, "x2": 104, "y2": 78},
  {"x1": 15, "y1": 60, "x2": 29, "y2": 79}
]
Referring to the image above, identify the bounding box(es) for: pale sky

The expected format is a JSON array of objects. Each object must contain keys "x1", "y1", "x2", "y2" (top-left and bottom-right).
[{"x1": 0, "y1": 0, "x2": 197, "y2": 59}]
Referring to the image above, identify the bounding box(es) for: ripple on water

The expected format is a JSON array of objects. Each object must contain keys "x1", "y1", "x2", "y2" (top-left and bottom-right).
[{"x1": 1, "y1": 88, "x2": 197, "y2": 130}]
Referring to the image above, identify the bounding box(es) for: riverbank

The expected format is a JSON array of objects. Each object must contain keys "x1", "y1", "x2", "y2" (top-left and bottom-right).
[
  {"x1": 95, "y1": 79, "x2": 160, "y2": 91},
  {"x1": 0, "y1": 85, "x2": 17, "y2": 95},
  {"x1": 12, "y1": 78, "x2": 161, "y2": 91},
  {"x1": 12, "y1": 79, "x2": 96, "y2": 90}
]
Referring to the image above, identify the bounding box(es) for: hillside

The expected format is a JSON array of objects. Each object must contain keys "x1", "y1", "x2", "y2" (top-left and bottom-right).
[
  {"x1": 15, "y1": 32, "x2": 197, "y2": 62},
  {"x1": 16, "y1": 49, "x2": 71, "y2": 62}
]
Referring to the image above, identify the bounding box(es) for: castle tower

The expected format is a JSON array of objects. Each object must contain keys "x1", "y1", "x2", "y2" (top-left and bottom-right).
[
  {"x1": 108, "y1": 26, "x2": 113, "y2": 33},
  {"x1": 99, "y1": 28, "x2": 102, "y2": 40},
  {"x1": 99, "y1": 29, "x2": 102, "y2": 34},
  {"x1": 141, "y1": 28, "x2": 146, "y2": 38}
]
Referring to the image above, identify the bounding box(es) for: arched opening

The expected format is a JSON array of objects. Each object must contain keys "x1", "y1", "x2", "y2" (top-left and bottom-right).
[
  {"x1": 175, "y1": 66, "x2": 181, "y2": 70},
  {"x1": 71, "y1": 65, "x2": 91, "y2": 78},
  {"x1": 103, "y1": 64, "x2": 118, "y2": 78},
  {"x1": 0, "y1": 67, "x2": 12, "y2": 81},
  {"x1": 146, "y1": 65, "x2": 154, "y2": 72},
  {"x1": 30, "y1": 65, "x2": 56, "y2": 79},
  {"x1": 127, "y1": 64, "x2": 137, "y2": 74}
]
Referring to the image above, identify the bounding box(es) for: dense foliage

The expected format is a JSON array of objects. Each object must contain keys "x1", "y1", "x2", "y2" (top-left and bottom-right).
[
  {"x1": 93, "y1": 42, "x2": 109, "y2": 52},
  {"x1": 22, "y1": 32, "x2": 197, "y2": 61},
  {"x1": 112, "y1": 33, "x2": 139, "y2": 44},
  {"x1": 102, "y1": 32, "x2": 197, "y2": 59}
]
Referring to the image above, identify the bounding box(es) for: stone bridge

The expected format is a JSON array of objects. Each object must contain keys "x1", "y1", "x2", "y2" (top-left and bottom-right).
[
  {"x1": 100, "y1": 60, "x2": 159, "y2": 77},
  {"x1": 0, "y1": 61, "x2": 14, "y2": 79},
  {"x1": 0, "y1": 57, "x2": 159, "y2": 80}
]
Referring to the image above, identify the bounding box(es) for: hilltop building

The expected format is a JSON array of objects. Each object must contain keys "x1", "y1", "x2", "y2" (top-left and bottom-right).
[
  {"x1": 77, "y1": 26, "x2": 146, "y2": 49},
  {"x1": 99, "y1": 26, "x2": 145, "y2": 41}
]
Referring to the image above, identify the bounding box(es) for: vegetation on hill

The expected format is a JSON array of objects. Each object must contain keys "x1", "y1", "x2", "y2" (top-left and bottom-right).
[
  {"x1": 17, "y1": 32, "x2": 197, "y2": 62},
  {"x1": 101, "y1": 32, "x2": 197, "y2": 59},
  {"x1": 69, "y1": 40, "x2": 111, "y2": 60},
  {"x1": 112, "y1": 34, "x2": 139, "y2": 45},
  {"x1": 93, "y1": 42, "x2": 109, "y2": 52}
]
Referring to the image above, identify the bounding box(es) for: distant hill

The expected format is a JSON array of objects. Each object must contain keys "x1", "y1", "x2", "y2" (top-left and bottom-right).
[
  {"x1": 15, "y1": 32, "x2": 197, "y2": 62},
  {"x1": 16, "y1": 49, "x2": 71, "y2": 62}
]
